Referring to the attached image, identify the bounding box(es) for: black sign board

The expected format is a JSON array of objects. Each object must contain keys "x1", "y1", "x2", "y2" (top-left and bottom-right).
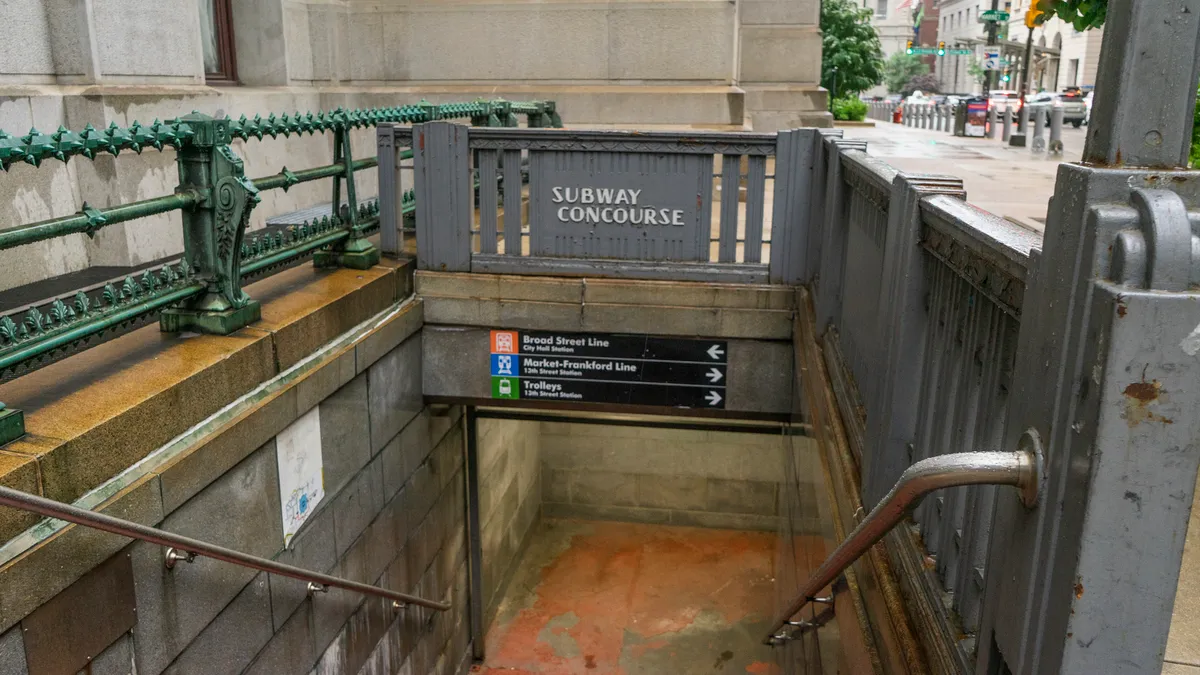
[{"x1": 489, "y1": 330, "x2": 728, "y2": 409}]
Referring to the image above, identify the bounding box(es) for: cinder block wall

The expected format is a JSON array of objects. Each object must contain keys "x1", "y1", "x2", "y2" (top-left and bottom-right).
[
  {"x1": 477, "y1": 418, "x2": 542, "y2": 629},
  {"x1": 540, "y1": 422, "x2": 805, "y2": 531},
  {"x1": 0, "y1": 309, "x2": 475, "y2": 675}
]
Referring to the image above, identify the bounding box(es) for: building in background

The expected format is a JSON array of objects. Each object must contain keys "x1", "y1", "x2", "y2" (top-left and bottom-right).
[
  {"x1": 865, "y1": 0, "x2": 941, "y2": 95},
  {"x1": 936, "y1": 0, "x2": 988, "y2": 94},
  {"x1": 1004, "y1": 0, "x2": 1105, "y2": 93},
  {"x1": 0, "y1": 0, "x2": 828, "y2": 294}
]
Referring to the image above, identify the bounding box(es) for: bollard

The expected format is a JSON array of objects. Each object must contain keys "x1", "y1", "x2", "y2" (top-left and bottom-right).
[
  {"x1": 923, "y1": 105, "x2": 932, "y2": 129},
  {"x1": 1018, "y1": 105, "x2": 1030, "y2": 135},
  {"x1": 940, "y1": 106, "x2": 949, "y2": 132},
  {"x1": 1049, "y1": 106, "x2": 1064, "y2": 155},
  {"x1": 1031, "y1": 107, "x2": 1047, "y2": 154},
  {"x1": 987, "y1": 105, "x2": 998, "y2": 138},
  {"x1": 1002, "y1": 106, "x2": 1013, "y2": 142}
]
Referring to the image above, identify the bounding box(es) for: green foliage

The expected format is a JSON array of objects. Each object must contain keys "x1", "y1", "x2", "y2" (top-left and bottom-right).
[
  {"x1": 904, "y1": 74, "x2": 942, "y2": 96},
  {"x1": 832, "y1": 98, "x2": 868, "y2": 122},
  {"x1": 884, "y1": 53, "x2": 929, "y2": 94},
  {"x1": 821, "y1": 0, "x2": 885, "y2": 96},
  {"x1": 1034, "y1": 0, "x2": 1107, "y2": 31},
  {"x1": 1192, "y1": 87, "x2": 1200, "y2": 168},
  {"x1": 967, "y1": 58, "x2": 988, "y2": 86}
]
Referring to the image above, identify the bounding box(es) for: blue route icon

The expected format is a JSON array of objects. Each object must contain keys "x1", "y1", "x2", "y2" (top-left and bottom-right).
[{"x1": 491, "y1": 353, "x2": 520, "y2": 377}]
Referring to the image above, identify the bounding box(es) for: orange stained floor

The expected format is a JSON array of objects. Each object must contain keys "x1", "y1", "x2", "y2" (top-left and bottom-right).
[{"x1": 476, "y1": 519, "x2": 811, "y2": 675}]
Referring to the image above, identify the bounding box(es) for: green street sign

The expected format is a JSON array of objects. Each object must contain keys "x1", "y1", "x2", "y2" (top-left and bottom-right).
[
  {"x1": 909, "y1": 47, "x2": 940, "y2": 55},
  {"x1": 949, "y1": 48, "x2": 973, "y2": 55},
  {"x1": 980, "y1": 9, "x2": 1010, "y2": 21}
]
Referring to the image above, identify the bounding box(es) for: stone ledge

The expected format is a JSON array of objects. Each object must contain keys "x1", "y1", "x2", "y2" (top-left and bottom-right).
[
  {"x1": 0, "y1": 258, "x2": 416, "y2": 542},
  {"x1": 0, "y1": 284, "x2": 428, "y2": 639}
]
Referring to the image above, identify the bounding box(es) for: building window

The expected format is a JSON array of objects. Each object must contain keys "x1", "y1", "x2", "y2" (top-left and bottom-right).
[
  {"x1": 876, "y1": 0, "x2": 887, "y2": 18},
  {"x1": 1067, "y1": 59, "x2": 1080, "y2": 87},
  {"x1": 200, "y1": 0, "x2": 238, "y2": 83}
]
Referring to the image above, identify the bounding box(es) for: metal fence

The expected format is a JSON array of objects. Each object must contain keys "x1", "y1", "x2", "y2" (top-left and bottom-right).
[
  {"x1": 392, "y1": 123, "x2": 833, "y2": 284},
  {"x1": 0, "y1": 99, "x2": 563, "y2": 445},
  {"x1": 806, "y1": 128, "x2": 1044, "y2": 669}
]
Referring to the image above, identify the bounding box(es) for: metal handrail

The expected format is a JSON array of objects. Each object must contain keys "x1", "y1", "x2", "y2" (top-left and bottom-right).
[
  {"x1": 764, "y1": 445, "x2": 1043, "y2": 645},
  {"x1": 0, "y1": 485, "x2": 450, "y2": 612}
]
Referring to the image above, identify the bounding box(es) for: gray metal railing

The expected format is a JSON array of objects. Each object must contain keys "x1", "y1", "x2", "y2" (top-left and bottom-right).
[
  {"x1": 765, "y1": 448, "x2": 1041, "y2": 645},
  {"x1": 796, "y1": 126, "x2": 1046, "y2": 665},
  {"x1": 0, "y1": 484, "x2": 450, "y2": 612}
]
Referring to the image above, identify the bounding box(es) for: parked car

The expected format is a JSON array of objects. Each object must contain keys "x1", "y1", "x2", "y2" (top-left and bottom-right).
[
  {"x1": 1025, "y1": 90, "x2": 1088, "y2": 127},
  {"x1": 988, "y1": 90, "x2": 1023, "y2": 113}
]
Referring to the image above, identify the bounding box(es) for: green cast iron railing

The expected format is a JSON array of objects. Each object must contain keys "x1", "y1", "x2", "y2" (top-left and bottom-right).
[{"x1": 0, "y1": 98, "x2": 563, "y2": 445}]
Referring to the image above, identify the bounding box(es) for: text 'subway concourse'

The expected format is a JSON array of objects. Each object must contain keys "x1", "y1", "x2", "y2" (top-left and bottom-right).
[{"x1": 488, "y1": 330, "x2": 728, "y2": 408}]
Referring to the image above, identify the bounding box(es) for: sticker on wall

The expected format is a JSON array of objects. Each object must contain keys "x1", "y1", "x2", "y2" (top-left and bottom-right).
[{"x1": 276, "y1": 405, "x2": 325, "y2": 546}]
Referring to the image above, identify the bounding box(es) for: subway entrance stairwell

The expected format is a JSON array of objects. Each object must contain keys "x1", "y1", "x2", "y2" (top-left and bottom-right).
[{"x1": 0, "y1": 2, "x2": 1197, "y2": 673}]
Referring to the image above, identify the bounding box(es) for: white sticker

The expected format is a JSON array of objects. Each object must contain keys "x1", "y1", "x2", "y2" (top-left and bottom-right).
[
  {"x1": 1182, "y1": 322, "x2": 1200, "y2": 357},
  {"x1": 276, "y1": 406, "x2": 325, "y2": 546}
]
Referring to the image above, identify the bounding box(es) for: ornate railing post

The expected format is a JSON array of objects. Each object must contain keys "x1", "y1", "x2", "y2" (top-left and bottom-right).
[
  {"x1": 0, "y1": 402, "x2": 23, "y2": 446},
  {"x1": 160, "y1": 112, "x2": 261, "y2": 335},
  {"x1": 977, "y1": 2, "x2": 1200, "y2": 673},
  {"x1": 314, "y1": 108, "x2": 380, "y2": 270}
]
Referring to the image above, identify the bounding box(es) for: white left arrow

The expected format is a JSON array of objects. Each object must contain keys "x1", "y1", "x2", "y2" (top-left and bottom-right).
[
  {"x1": 706, "y1": 368, "x2": 724, "y2": 383},
  {"x1": 707, "y1": 344, "x2": 725, "y2": 360},
  {"x1": 705, "y1": 391, "x2": 723, "y2": 406}
]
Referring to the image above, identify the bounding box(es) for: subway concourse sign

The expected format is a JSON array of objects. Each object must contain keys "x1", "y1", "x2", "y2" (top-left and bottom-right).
[{"x1": 489, "y1": 330, "x2": 728, "y2": 409}]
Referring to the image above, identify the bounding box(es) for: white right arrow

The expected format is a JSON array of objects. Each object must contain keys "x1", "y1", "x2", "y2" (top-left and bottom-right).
[
  {"x1": 706, "y1": 368, "x2": 724, "y2": 383},
  {"x1": 705, "y1": 391, "x2": 723, "y2": 406},
  {"x1": 707, "y1": 344, "x2": 725, "y2": 360}
]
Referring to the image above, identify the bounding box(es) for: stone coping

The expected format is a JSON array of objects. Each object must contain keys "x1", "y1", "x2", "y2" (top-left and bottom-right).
[{"x1": 0, "y1": 257, "x2": 416, "y2": 543}]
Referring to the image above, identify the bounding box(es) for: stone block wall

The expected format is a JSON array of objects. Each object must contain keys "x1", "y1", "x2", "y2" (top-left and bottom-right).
[
  {"x1": 539, "y1": 422, "x2": 817, "y2": 532},
  {"x1": 0, "y1": 261, "x2": 474, "y2": 675},
  {"x1": 475, "y1": 418, "x2": 541, "y2": 628}
]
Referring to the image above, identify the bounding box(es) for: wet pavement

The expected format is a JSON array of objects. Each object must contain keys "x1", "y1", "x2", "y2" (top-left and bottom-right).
[
  {"x1": 477, "y1": 519, "x2": 794, "y2": 675},
  {"x1": 841, "y1": 120, "x2": 1090, "y2": 234}
]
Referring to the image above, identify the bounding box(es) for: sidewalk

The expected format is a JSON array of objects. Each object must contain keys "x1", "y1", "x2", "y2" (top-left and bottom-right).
[{"x1": 840, "y1": 120, "x2": 1088, "y2": 234}]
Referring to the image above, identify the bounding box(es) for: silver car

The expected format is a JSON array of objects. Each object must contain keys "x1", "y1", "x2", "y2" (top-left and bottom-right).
[{"x1": 1025, "y1": 91, "x2": 1088, "y2": 127}]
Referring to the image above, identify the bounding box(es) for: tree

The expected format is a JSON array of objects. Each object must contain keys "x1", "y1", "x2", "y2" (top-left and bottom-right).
[
  {"x1": 904, "y1": 74, "x2": 942, "y2": 96},
  {"x1": 967, "y1": 58, "x2": 988, "y2": 86},
  {"x1": 820, "y1": 0, "x2": 885, "y2": 97},
  {"x1": 884, "y1": 53, "x2": 929, "y2": 94},
  {"x1": 1035, "y1": 0, "x2": 1106, "y2": 30}
]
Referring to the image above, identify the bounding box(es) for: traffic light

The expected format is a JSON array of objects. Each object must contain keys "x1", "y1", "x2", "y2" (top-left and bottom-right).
[
  {"x1": 1025, "y1": 7, "x2": 1045, "y2": 27},
  {"x1": 906, "y1": 40, "x2": 914, "y2": 55},
  {"x1": 937, "y1": 41, "x2": 946, "y2": 56},
  {"x1": 1001, "y1": 73, "x2": 1012, "y2": 83}
]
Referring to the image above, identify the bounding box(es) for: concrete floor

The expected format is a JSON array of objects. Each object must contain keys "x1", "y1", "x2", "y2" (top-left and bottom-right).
[{"x1": 478, "y1": 519, "x2": 785, "y2": 675}]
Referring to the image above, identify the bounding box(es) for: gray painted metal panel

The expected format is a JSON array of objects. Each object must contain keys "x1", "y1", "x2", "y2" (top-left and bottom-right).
[
  {"x1": 478, "y1": 149, "x2": 500, "y2": 254},
  {"x1": 1084, "y1": 0, "x2": 1200, "y2": 168},
  {"x1": 414, "y1": 122, "x2": 472, "y2": 272},
  {"x1": 744, "y1": 155, "x2": 768, "y2": 264},
  {"x1": 801, "y1": 130, "x2": 842, "y2": 286},
  {"x1": 769, "y1": 129, "x2": 819, "y2": 285},
  {"x1": 470, "y1": 254, "x2": 769, "y2": 284},
  {"x1": 814, "y1": 140, "x2": 868, "y2": 329},
  {"x1": 979, "y1": 165, "x2": 1200, "y2": 675},
  {"x1": 376, "y1": 125, "x2": 399, "y2": 255},
  {"x1": 719, "y1": 155, "x2": 741, "y2": 263},
  {"x1": 528, "y1": 150, "x2": 711, "y2": 261},
  {"x1": 502, "y1": 149, "x2": 523, "y2": 255}
]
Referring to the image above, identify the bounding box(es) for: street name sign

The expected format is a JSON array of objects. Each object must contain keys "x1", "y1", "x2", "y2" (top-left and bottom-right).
[
  {"x1": 980, "y1": 10, "x2": 1010, "y2": 21},
  {"x1": 489, "y1": 330, "x2": 728, "y2": 409}
]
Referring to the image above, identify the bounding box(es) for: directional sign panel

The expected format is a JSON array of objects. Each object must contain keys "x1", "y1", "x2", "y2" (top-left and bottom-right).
[{"x1": 489, "y1": 330, "x2": 727, "y2": 409}]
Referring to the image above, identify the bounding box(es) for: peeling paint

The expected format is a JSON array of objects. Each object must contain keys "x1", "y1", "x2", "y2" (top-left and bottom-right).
[{"x1": 1182, "y1": 322, "x2": 1200, "y2": 357}]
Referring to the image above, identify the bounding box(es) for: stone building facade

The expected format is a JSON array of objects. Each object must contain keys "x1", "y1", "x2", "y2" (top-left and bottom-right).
[{"x1": 0, "y1": 0, "x2": 829, "y2": 293}]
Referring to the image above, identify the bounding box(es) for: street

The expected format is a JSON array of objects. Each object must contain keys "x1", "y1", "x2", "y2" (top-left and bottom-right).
[{"x1": 841, "y1": 119, "x2": 1089, "y2": 234}]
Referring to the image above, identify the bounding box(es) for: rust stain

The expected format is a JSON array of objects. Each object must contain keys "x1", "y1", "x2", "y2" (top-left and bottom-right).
[
  {"x1": 1116, "y1": 302, "x2": 1128, "y2": 318},
  {"x1": 1075, "y1": 581, "x2": 1084, "y2": 599},
  {"x1": 1123, "y1": 379, "x2": 1174, "y2": 426},
  {"x1": 1124, "y1": 380, "x2": 1161, "y2": 402}
]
